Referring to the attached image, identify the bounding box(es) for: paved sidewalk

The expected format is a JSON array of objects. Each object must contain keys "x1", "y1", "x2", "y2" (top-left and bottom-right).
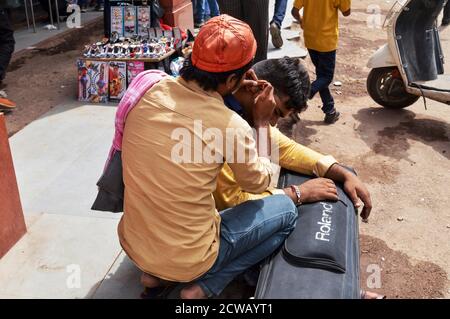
[
  {"x1": 0, "y1": 102, "x2": 142, "y2": 299},
  {"x1": 0, "y1": 0, "x2": 310, "y2": 299},
  {"x1": 14, "y1": 11, "x2": 103, "y2": 53}
]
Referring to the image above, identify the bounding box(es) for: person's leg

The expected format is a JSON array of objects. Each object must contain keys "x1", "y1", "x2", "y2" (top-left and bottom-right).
[
  {"x1": 243, "y1": 0, "x2": 270, "y2": 63},
  {"x1": 79, "y1": 0, "x2": 88, "y2": 12},
  {"x1": 104, "y1": 0, "x2": 110, "y2": 36},
  {"x1": 185, "y1": 195, "x2": 298, "y2": 298},
  {"x1": 269, "y1": 0, "x2": 288, "y2": 48},
  {"x1": 217, "y1": 0, "x2": 243, "y2": 21},
  {"x1": 316, "y1": 51, "x2": 337, "y2": 116},
  {"x1": 443, "y1": 0, "x2": 450, "y2": 26},
  {"x1": 308, "y1": 49, "x2": 321, "y2": 99},
  {"x1": 0, "y1": 9, "x2": 16, "y2": 110},
  {"x1": 195, "y1": 0, "x2": 206, "y2": 26},
  {"x1": 308, "y1": 49, "x2": 338, "y2": 123},
  {"x1": 95, "y1": 0, "x2": 104, "y2": 11},
  {"x1": 0, "y1": 9, "x2": 15, "y2": 84},
  {"x1": 207, "y1": 0, "x2": 220, "y2": 17},
  {"x1": 271, "y1": 0, "x2": 288, "y2": 28}
]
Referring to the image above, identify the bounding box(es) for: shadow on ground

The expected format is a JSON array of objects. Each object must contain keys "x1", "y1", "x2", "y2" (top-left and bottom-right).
[{"x1": 353, "y1": 107, "x2": 450, "y2": 162}]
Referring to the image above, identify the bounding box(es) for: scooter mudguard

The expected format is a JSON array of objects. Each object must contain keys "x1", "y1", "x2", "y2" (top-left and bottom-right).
[
  {"x1": 255, "y1": 169, "x2": 360, "y2": 299},
  {"x1": 367, "y1": 44, "x2": 396, "y2": 69}
]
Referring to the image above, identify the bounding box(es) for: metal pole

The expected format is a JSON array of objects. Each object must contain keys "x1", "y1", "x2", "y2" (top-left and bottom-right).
[
  {"x1": 54, "y1": 0, "x2": 60, "y2": 29},
  {"x1": 24, "y1": 0, "x2": 30, "y2": 30},
  {"x1": 48, "y1": 0, "x2": 54, "y2": 27},
  {"x1": 30, "y1": 0, "x2": 37, "y2": 33}
]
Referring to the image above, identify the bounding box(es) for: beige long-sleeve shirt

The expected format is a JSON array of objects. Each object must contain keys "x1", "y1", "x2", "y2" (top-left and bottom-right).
[{"x1": 118, "y1": 77, "x2": 273, "y2": 282}]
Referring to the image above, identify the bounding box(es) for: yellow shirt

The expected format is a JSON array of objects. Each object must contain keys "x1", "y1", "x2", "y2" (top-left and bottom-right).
[
  {"x1": 294, "y1": 0, "x2": 351, "y2": 52},
  {"x1": 118, "y1": 77, "x2": 273, "y2": 282},
  {"x1": 214, "y1": 126, "x2": 337, "y2": 211}
]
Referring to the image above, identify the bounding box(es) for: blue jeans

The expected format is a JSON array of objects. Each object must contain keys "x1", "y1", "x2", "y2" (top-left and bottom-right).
[
  {"x1": 270, "y1": 0, "x2": 288, "y2": 28},
  {"x1": 195, "y1": 0, "x2": 220, "y2": 22},
  {"x1": 196, "y1": 195, "x2": 298, "y2": 297},
  {"x1": 308, "y1": 49, "x2": 337, "y2": 114}
]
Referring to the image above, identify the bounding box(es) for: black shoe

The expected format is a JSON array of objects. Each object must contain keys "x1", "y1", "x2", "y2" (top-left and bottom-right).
[
  {"x1": 95, "y1": 4, "x2": 104, "y2": 11},
  {"x1": 269, "y1": 22, "x2": 283, "y2": 48},
  {"x1": 442, "y1": 19, "x2": 450, "y2": 27},
  {"x1": 324, "y1": 111, "x2": 340, "y2": 124}
]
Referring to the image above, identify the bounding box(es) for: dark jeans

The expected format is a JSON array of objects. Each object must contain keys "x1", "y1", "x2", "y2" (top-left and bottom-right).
[
  {"x1": 217, "y1": 0, "x2": 269, "y2": 63},
  {"x1": 0, "y1": 9, "x2": 15, "y2": 82},
  {"x1": 194, "y1": 0, "x2": 220, "y2": 22},
  {"x1": 196, "y1": 195, "x2": 298, "y2": 297},
  {"x1": 443, "y1": 0, "x2": 450, "y2": 24},
  {"x1": 270, "y1": 0, "x2": 288, "y2": 28},
  {"x1": 308, "y1": 49, "x2": 337, "y2": 114}
]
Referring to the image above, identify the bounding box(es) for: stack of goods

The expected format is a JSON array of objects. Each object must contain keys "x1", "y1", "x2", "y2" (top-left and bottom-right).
[
  {"x1": 77, "y1": 3, "x2": 187, "y2": 103},
  {"x1": 77, "y1": 59, "x2": 145, "y2": 103},
  {"x1": 81, "y1": 34, "x2": 176, "y2": 60},
  {"x1": 111, "y1": 5, "x2": 152, "y2": 38}
]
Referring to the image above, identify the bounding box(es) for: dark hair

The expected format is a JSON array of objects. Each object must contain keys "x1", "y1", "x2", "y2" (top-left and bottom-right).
[
  {"x1": 252, "y1": 57, "x2": 311, "y2": 113},
  {"x1": 179, "y1": 55, "x2": 254, "y2": 92}
]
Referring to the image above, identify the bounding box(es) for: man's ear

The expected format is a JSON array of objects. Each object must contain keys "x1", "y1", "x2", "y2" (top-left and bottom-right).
[{"x1": 225, "y1": 73, "x2": 241, "y2": 93}]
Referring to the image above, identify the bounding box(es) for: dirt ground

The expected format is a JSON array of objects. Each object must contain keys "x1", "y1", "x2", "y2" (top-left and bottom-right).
[
  {"x1": 2, "y1": 18, "x2": 105, "y2": 136},
  {"x1": 288, "y1": 0, "x2": 450, "y2": 298},
  {"x1": 1, "y1": 1, "x2": 449, "y2": 298}
]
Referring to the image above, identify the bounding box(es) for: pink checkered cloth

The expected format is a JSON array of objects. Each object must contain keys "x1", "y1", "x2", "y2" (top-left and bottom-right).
[{"x1": 105, "y1": 69, "x2": 169, "y2": 168}]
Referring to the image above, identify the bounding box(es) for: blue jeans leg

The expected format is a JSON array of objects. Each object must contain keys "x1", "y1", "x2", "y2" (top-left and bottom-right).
[
  {"x1": 195, "y1": 0, "x2": 206, "y2": 22},
  {"x1": 271, "y1": 0, "x2": 288, "y2": 28},
  {"x1": 308, "y1": 49, "x2": 337, "y2": 114},
  {"x1": 195, "y1": 195, "x2": 298, "y2": 297},
  {"x1": 207, "y1": 0, "x2": 220, "y2": 17}
]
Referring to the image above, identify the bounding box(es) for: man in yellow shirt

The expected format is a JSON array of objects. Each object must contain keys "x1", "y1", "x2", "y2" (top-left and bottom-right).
[
  {"x1": 292, "y1": 0, "x2": 351, "y2": 124},
  {"x1": 121, "y1": 15, "x2": 299, "y2": 299},
  {"x1": 215, "y1": 56, "x2": 372, "y2": 218}
]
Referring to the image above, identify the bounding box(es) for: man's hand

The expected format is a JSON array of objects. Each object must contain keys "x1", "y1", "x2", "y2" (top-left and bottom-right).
[
  {"x1": 299, "y1": 178, "x2": 339, "y2": 203},
  {"x1": 242, "y1": 69, "x2": 266, "y2": 93},
  {"x1": 291, "y1": 7, "x2": 303, "y2": 29},
  {"x1": 283, "y1": 178, "x2": 338, "y2": 204},
  {"x1": 325, "y1": 164, "x2": 373, "y2": 221},
  {"x1": 342, "y1": 174, "x2": 372, "y2": 221},
  {"x1": 252, "y1": 83, "x2": 276, "y2": 128}
]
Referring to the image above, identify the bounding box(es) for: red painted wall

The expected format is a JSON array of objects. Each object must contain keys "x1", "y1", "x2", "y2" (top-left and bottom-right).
[{"x1": 0, "y1": 113, "x2": 26, "y2": 259}]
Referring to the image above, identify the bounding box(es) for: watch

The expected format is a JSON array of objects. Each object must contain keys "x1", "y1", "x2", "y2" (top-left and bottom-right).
[{"x1": 290, "y1": 185, "x2": 302, "y2": 205}]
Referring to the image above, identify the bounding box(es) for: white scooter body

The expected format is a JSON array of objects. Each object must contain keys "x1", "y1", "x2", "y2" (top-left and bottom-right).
[{"x1": 367, "y1": 0, "x2": 450, "y2": 107}]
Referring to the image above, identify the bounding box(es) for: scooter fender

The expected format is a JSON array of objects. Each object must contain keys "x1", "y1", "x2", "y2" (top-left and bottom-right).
[{"x1": 367, "y1": 44, "x2": 397, "y2": 69}]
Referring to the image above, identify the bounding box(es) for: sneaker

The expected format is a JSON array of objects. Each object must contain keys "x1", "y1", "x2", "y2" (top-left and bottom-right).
[
  {"x1": 324, "y1": 111, "x2": 340, "y2": 124},
  {"x1": 0, "y1": 97, "x2": 16, "y2": 112},
  {"x1": 95, "y1": 4, "x2": 104, "y2": 11},
  {"x1": 194, "y1": 20, "x2": 205, "y2": 28},
  {"x1": 269, "y1": 22, "x2": 283, "y2": 49},
  {"x1": 80, "y1": 5, "x2": 87, "y2": 13}
]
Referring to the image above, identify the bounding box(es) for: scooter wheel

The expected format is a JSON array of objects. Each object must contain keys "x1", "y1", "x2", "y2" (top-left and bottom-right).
[{"x1": 367, "y1": 67, "x2": 419, "y2": 109}]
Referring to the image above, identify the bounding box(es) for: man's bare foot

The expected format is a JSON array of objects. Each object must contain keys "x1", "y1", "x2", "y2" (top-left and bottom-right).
[
  {"x1": 361, "y1": 290, "x2": 386, "y2": 299},
  {"x1": 140, "y1": 272, "x2": 161, "y2": 288},
  {"x1": 180, "y1": 284, "x2": 207, "y2": 299}
]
